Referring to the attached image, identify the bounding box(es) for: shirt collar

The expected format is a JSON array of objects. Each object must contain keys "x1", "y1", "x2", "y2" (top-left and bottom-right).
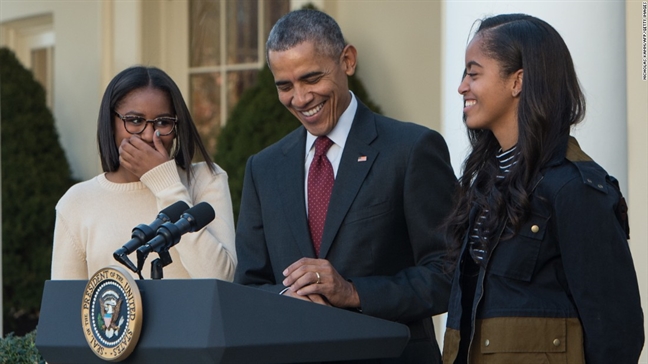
[{"x1": 306, "y1": 91, "x2": 357, "y2": 154}]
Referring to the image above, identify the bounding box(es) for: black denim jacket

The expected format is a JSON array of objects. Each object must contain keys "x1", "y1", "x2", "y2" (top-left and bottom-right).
[{"x1": 445, "y1": 137, "x2": 644, "y2": 363}]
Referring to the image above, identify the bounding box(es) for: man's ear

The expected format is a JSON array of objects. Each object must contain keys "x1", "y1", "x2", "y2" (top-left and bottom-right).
[
  {"x1": 340, "y1": 44, "x2": 358, "y2": 77},
  {"x1": 512, "y1": 69, "x2": 523, "y2": 97}
]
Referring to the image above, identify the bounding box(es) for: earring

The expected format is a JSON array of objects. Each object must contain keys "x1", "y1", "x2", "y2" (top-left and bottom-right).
[{"x1": 170, "y1": 137, "x2": 179, "y2": 158}]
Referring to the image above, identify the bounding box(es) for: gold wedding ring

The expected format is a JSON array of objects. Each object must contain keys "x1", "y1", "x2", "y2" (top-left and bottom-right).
[{"x1": 315, "y1": 271, "x2": 321, "y2": 284}]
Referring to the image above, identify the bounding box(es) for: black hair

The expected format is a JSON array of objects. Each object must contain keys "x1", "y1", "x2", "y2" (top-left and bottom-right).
[
  {"x1": 446, "y1": 14, "x2": 586, "y2": 266},
  {"x1": 97, "y1": 66, "x2": 215, "y2": 181},
  {"x1": 266, "y1": 9, "x2": 346, "y2": 62}
]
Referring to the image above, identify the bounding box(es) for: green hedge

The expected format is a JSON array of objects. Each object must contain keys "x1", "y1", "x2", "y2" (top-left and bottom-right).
[
  {"x1": 1, "y1": 48, "x2": 77, "y2": 335},
  {"x1": 0, "y1": 330, "x2": 44, "y2": 364}
]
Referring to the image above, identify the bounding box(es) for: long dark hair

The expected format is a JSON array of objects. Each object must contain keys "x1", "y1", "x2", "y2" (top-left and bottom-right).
[
  {"x1": 446, "y1": 14, "x2": 586, "y2": 265},
  {"x1": 97, "y1": 66, "x2": 215, "y2": 181}
]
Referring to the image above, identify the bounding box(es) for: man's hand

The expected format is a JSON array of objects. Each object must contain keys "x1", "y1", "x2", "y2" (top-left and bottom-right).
[
  {"x1": 282, "y1": 258, "x2": 360, "y2": 308},
  {"x1": 119, "y1": 133, "x2": 169, "y2": 178},
  {"x1": 281, "y1": 289, "x2": 331, "y2": 305}
]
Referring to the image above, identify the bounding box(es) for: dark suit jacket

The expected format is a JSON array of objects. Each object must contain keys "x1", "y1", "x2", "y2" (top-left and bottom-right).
[{"x1": 234, "y1": 101, "x2": 456, "y2": 363}]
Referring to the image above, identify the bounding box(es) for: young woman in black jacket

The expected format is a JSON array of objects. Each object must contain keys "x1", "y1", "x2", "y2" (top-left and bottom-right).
[{"x1": 443, "y1": 13, "x2": 643, "y2": 364}]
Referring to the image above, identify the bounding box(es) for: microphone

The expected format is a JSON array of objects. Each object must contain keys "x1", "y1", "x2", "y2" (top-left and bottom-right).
[
  {"x1": 113, "y1": 201, "x2": 190, "y2": 271},
  {"x1": 137, "y1": 202, "x2": 215, "y2": 256}
]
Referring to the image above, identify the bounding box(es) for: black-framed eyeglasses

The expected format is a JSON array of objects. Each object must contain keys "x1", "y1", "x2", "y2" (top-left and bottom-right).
[{"x1": 114, "y1": 111, "x2": 177, "y2": 136}]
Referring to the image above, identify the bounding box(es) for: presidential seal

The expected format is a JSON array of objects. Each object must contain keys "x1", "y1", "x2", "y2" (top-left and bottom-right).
[{"x1": 81, "y1": 265, "x2": 142, "y2": 361}]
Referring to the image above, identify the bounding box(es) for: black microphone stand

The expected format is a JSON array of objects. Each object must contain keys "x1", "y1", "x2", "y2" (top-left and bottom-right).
[
  {"x1": 136, "y1": 248, "x2": 173, "y2": 280},
  {"x1": 150, "y1": 250, "x2": 173, "y2": 280},
  {"x1": 134, "y1": 202, "x2": 215, "y2": 280},
  {"x1": 136, "y1": 223, "x2": 180, "y2": 280}
]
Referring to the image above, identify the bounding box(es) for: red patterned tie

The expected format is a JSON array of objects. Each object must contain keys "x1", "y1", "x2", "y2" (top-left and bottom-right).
[{"x1": 308, "y1": 136, "x2": 334, "y2": 256}]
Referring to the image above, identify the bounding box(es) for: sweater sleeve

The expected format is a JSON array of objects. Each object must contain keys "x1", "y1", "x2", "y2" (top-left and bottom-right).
[
  {"x1": 140, "y1": 161, "x2": 237, "y2": 280},
  {"x1": 51, "y1": 209, "x2": 88, "y2": 279}
]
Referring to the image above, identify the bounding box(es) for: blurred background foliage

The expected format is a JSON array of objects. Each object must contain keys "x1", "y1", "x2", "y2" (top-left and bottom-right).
[{"x1": 1, "y1": 47, "x2": 77, "y2": 336}]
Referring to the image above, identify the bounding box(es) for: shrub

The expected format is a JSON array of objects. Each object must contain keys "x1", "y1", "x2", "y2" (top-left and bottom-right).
[
  {"x1": 215, "y1": 63, "x2": 382, "y2": 221},
  {"x1": 0, "y1": 330, "x2": 45, "y2": 364},
  {"x1": 1, "y1": 48, "x2": 77, "y2": 335}
]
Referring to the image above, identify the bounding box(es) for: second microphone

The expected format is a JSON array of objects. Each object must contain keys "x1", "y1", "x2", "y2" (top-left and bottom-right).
[{"x1": 137, "y1": 202, "x2": 216, "y2": 255}]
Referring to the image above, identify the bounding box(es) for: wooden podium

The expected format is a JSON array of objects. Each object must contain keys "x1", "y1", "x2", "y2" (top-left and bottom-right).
[{"x1": 36, "y1": 279, "x2": 410, "y2": 363}]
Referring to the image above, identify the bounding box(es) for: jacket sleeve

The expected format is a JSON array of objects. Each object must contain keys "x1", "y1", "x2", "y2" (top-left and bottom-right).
[
  {"x1": 553, "y1": 169, "x2": 644, "y2": 363},
  {"x1": 349, "y1": 129, "x2": 456, "y2": 322},
  {"x1": 234, "y1": 155, "x2": 286, "y2": 294}
]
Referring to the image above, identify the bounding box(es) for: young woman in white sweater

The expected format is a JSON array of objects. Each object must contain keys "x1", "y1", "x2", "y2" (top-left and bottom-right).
[{"x1": 51, "y1": 66, "x2": 236, "y2": 280}]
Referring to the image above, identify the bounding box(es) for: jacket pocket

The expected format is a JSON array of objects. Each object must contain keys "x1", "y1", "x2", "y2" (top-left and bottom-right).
[
  {"x1": 344, "y1": 200, "x2": 392, "y2": 224},
  {"x1": 471, "y1": 317, "x2": 584, "y2": 364},
  {"x1": 488, "y1": 213, "x2": 549, "y2": 282}
]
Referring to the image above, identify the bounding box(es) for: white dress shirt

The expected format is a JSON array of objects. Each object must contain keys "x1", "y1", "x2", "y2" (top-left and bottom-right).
[{"x1": 304, "y1": 91, "x2": 357, "y2": 214}]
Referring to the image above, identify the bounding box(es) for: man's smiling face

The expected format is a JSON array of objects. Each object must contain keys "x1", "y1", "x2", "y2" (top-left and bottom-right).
[{"x1": 268, "y1": 41, "x2": 356, "y2": 136}]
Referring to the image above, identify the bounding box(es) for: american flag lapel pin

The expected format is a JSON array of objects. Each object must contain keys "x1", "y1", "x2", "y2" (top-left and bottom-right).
[{"x1": 357, "y1": 156, "x2": 367, "y2": 162}]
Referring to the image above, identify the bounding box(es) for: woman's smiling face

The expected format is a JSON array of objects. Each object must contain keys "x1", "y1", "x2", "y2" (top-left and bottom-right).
[
  {"x1": 458, "y1": 35, "x2": 522, "y2": 149},
  {"x1": 113, "y1": 87, "x2": 176, "y2": 155}
]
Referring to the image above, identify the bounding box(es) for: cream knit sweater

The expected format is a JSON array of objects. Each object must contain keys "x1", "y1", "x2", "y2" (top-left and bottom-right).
[{"x1": 51, "y1": 160, "x2": 236, "y2": 280}]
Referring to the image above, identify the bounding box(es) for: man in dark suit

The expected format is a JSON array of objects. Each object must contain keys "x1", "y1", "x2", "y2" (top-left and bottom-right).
[{"x1": 234, "y1": 9, "x2": 456, "y2": 363}]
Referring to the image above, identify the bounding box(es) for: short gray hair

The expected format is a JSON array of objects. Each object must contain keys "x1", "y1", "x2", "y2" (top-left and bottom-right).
[{"x1": 266, "y1": 9, "x2": 346, "y2": 62}]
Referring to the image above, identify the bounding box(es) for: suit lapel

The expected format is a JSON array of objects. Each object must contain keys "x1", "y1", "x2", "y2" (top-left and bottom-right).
[
  {"x1": 319, "y1": 103, "x2": 379, "y2": 258},
  {"x1": 274, "y1": 128, "x2": 317, "y2": 258}
]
